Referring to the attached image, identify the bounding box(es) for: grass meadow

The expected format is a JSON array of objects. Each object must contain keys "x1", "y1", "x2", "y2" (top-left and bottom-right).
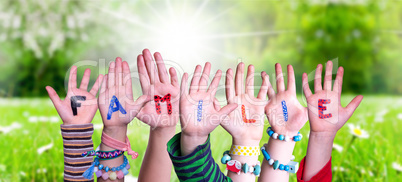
[{"x1": 0, "y1": 95, "x2": 401, "y2": 181}]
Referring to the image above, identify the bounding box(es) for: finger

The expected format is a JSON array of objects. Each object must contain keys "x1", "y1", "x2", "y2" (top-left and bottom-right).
[
  {"x1": 225, "y1": 69, "x2": 235, "y2": 102},
  {"x1": 213, "y1": 98, "x2": 221, "y2": 111},
  {"x1": 100, "y1": 74, "x2": 108, "y2": 94},
  {"x1": 207, "y1": 70, "x2": 222, "y2": 97},
  {"x1": 115, "y1": 57, "x2": 123, "y2": 86},
  {"x1": 137, "y1": 55, "x2": 150, "y2": 94},
  {"x1": 314, "y1": 64, "x2": 323, "y2": 92},
  {"x1": 218, "y1": 103, "x2": 238, "y2": 118},
  {"x1": 79, "y1": 68, "x2": 91, "y2": 90},
  {"x1": 123, "y1": 61, "x2": 133, "y2": 100},
  {"x1": 154, "y1": 52, "x2": 169, "y2": 83},
  {"x1": 257, "y1": 72, "x2": 269, "y2": 100},
  {"x1": 302, "y1": 73, "x2": 312, "y2": 98},
  {"x1": 130, "y1": 95, "x2": 152, "y2": 116},
  {"x1": 198, "y1": 62, "x2": 211, "y2": 92},
  {"x1": 323, "y1": 61, "x2": 333, "y2": 90},
  {"x1": 108, "y1": 61, "x2": 115, "y2": 88},
  {"x1": 245, "y1": 65, "x2": 255, "y2": 97},
  {"x1": 333, "y1": 66, "x2": 344, "y2": 95},
  {"x1": 89, "y1": 74, "x2": 104, "y2": 96},
  {"x1": 169, "y1": 67, "x2": 179, "y2": 88},
  {"x1": 143, "y1": 49, "x2": 159, "y2": 84},
  {"x1": 263, "y1": 72, "x2": 275, "y2": 99},
  {"x1": 275, "y1": 63, "x2": 285, "y2": 92},
  {"x1": 235, "y1": 62, "x2": 245, "y2": 96},
  {"x1": 190, "y1": 65, "x2": 202, "y2": 94},
  {"x1": 287, "y1": 65, "x2": 296, "y2": 93},
  {"x1": 345, "y1": 95, "x2": 363, "y2": 115},
  {"x1": 46, "y1": 86, "x2": 61, "y2": 107},
  {"x1": 68, "y1": 65, "x2": 77, "y2": 90},
  {"x1": 180, "y1": 73, "x2": 189, "y2": 96}
]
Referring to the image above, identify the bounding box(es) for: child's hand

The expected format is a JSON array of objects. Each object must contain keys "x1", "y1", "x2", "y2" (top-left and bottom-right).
[
  {"x1": 265, "y1": 64, "x2": 308, "y2": 136},
  {"x1": 221, "y1": 63, "x2": 269, "y2": 146},
  {"x1": 302, "y1": 60, "x2": 363, "y2": 135},
  {"x1": 136, "y1": 49, "x2": 180, "y2": 129},
  {"x1": 46, "y1": 66, "x2": 103, "y2": 125},
  {"x1": 179, "y1": 63, "x2": 237, "y2": 155},
  {"x1": 98, "y1": 57, "x2": 150, "y2": 133}
]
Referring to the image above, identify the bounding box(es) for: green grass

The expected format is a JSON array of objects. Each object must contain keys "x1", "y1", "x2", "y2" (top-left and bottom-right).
[{"x1": 0, "y1": 96, "x2": 401, "y2": 181}]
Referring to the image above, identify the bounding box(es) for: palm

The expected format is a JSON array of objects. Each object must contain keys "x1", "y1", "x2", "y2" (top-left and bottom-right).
[
  {"x1": 46, "y1": 66, "x2": 103, "y2": 125},
  {"x1": 99, "y1": 85, "x2": 135, "y2": 126},
  {"x1": 135, "y1": 50, "x2": 180, "y2": 128},
  {"x1": 266, "y1": 92, "x2": 307, "y2": 134},
  {"x1": 302, "y1": 61, "x2": 363, "y2": 133},
  {"x1": 225, "y1": 95, "x2": 266, "y2": 141}
]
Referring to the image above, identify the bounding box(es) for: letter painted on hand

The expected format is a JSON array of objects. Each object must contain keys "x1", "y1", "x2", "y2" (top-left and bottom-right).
[
  {"x1": 107, "y1": 95, "x2": 127, "y2": 120},
  {"x1": 154, "y1": 93, "x2": 172, "y2": 115},
  {"x1": 318, "y1": 99, "x2": 332, "y2": 119},
  {"x1": 197, "y1": 100, "x2": 203, "y2": 122},
  {"x1": 281, "y1": 100, "x2": 288, "y2": 122},
  {"x1": 242, "y1": 105, "x2": 256, "y2": 123},
  {"x1": 71, "y1": 96, "x2": 86, "y2": 116}
]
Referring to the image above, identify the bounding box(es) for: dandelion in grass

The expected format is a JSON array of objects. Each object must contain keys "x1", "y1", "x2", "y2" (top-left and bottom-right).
[
  {"x1": 0, "y1": 122, "x2": 22, "y2": 134},
  {"x1": 397, "y1": 113, "x2": 402, "y2": 120},
  {"x1": 332, "y1": 143, "x2": 343, "y2": 152},
  {"x1": 333, "y1": 166, "x2": 347, "y2": 172},
  {"x1": 19, "y1": 171, "x2": 26, "y2": 177},
  {"x1": 36, "y1": 168, "x2": 47, "y2": 173},
  {"x1": 0, "y1": 164, "x2": 5, "y2": 172},
  {"x1": 348, "y1": 124, "x2": 369, "y2": 138},
  {"x1": 37, "y1": 142, "x2": 54, "y2": 155},
  {"x1": 392, "y1": 162, "x2": 402, "y2": 173}
]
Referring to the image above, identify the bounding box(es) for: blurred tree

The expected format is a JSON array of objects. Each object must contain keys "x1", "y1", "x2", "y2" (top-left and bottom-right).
[{"x1": 0, "y1": 0, "x2": 108, "y2": 96}]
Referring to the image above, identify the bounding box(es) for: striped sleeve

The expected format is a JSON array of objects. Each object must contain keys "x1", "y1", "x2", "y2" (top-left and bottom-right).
[
  {"x1": 61, "y1": 124, "x2": 94, "y2": 182},
  {"x1": 167, "y1": 132, "x2": 232, "y2": 182}
]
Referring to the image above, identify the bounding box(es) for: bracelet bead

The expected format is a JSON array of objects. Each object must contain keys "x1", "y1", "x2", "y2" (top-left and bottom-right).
[
  {"x1": 279, "y1": 135, "x2": 285, "y2": 141},
  {"x1": 268, "y1": 159, "x2": 274, "y2": 165},
  {"x1": 272, "y1": 133, "x2": 278, "y2": 139},
  {"x1": 273, "y1": 160, "x2": 280, "y2": 170},
  {"x1": 279, "y1": 164, "x2": 285, "y2": 170}
]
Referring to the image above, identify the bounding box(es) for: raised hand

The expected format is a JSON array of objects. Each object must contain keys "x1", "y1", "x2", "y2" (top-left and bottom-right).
[
  {"x1": 221, "y1": 63, "x2": 269, "y2": 146},
  {"x1": 46, "y1": 66, "x2": 103, "y2": 125},
  {"x1": 179, "y1": 63, "x2": 238, "y2": 155},
  {"x1": 98, "y1": 57, "x2": 150, "y2": 132},
  {"x1": 136, "y1": 49, "x2": 180, "y2": 128},
  {"x1": 265, "y1": 64, "x2": 308, "y2": 136},
  {"x1": 302, "y1": 60, "x2": 363, "y2": 134}
]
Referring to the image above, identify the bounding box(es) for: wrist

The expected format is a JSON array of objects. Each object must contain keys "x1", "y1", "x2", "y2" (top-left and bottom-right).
[
  {"x1": 232, "y1": 137, "x2": 261, "y2": 146},
  {"x1": 150, "y1": 126, "x2": 176, "y2": 138},
  {"x1": 180, "y1": 133, "x2": 208, "y2": 156},
  {"x1": 309, "y1": 131, "x2": 336, "y2": 143},
  {"x1": 102, "y1": 125, "x2": 128, "y2": 142}
]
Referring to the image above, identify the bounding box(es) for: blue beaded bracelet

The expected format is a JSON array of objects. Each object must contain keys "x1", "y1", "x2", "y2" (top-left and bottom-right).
[
  {"x1": 266, "y1": 127, "x2": 302, "y2": 142},
  {"x1": 261, "y1": 145, "x2": 299, "y2": 173}
]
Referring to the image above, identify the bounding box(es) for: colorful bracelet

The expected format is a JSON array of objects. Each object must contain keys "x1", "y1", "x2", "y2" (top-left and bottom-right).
[
  {"x1": 83, "y1": 155, "x2": 130, "y2": 180},
  {"x1": 266, "y1": 127, "x2": 303, "y2": 142},
  {"x1": 221, "y1": 151, "x2": 261, "y2": 176},
  {"x1": 260, "y1": 145, "x2": 299, "y2": 173},
  {"x1": 229, "y1": 145, "x2": 260, "y2": 156},
  {"x1": 82, "y1": 149, "x2": 124, "y2": 160}
]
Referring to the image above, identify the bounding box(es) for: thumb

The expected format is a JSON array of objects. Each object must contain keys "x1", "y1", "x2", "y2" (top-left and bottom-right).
[
  {"x1": 345, "y1": 95, "x2": 363, "y2": 115},
  {"x1": 46, "y1": 86, "x2": 61, "y2": 107},
  {"x1": 218, "y1": 103, "x2": 238, "y2": 118}
]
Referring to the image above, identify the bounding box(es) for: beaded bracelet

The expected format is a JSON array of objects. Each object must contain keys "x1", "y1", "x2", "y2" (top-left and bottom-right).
[
  {"x1": 82, "y1": 149, "x2": 124, "y2": 160},
  {"x1": 260, "y1": 145, "x2": 299, "y2": 173},
  {"x1": 266, "y1": 127, "x2": 303, "y2": 142},
  {"x1": 83, "y1": 155, "x2": 130, "y2": 180},
  {"x1": 221, "y1": 151, "x2": 261, "y2": 176}
]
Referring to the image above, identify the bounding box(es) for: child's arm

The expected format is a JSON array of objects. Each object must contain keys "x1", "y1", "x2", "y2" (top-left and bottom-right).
[
  {"x1": 46, "y1": 66, "x2": 103, "y2": 182},
  {"x1": 135, "y1": 49, "x2": 179, "y2": 182},
  {"x1": 97, "y1": 57, "x2": 150, "y2": 182},
  {"x1": 300, "y1": 61, "x2": 363, "y2": 181},
  {"x1": 220, "y1": 63, "x2": 268, "y2": 181},
  {"x1": 172, "y1": 63, "x2": 237, "y2": 181},
  {"x1": 258, "y1": 64, "x2": 308, "y2": 181}
]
